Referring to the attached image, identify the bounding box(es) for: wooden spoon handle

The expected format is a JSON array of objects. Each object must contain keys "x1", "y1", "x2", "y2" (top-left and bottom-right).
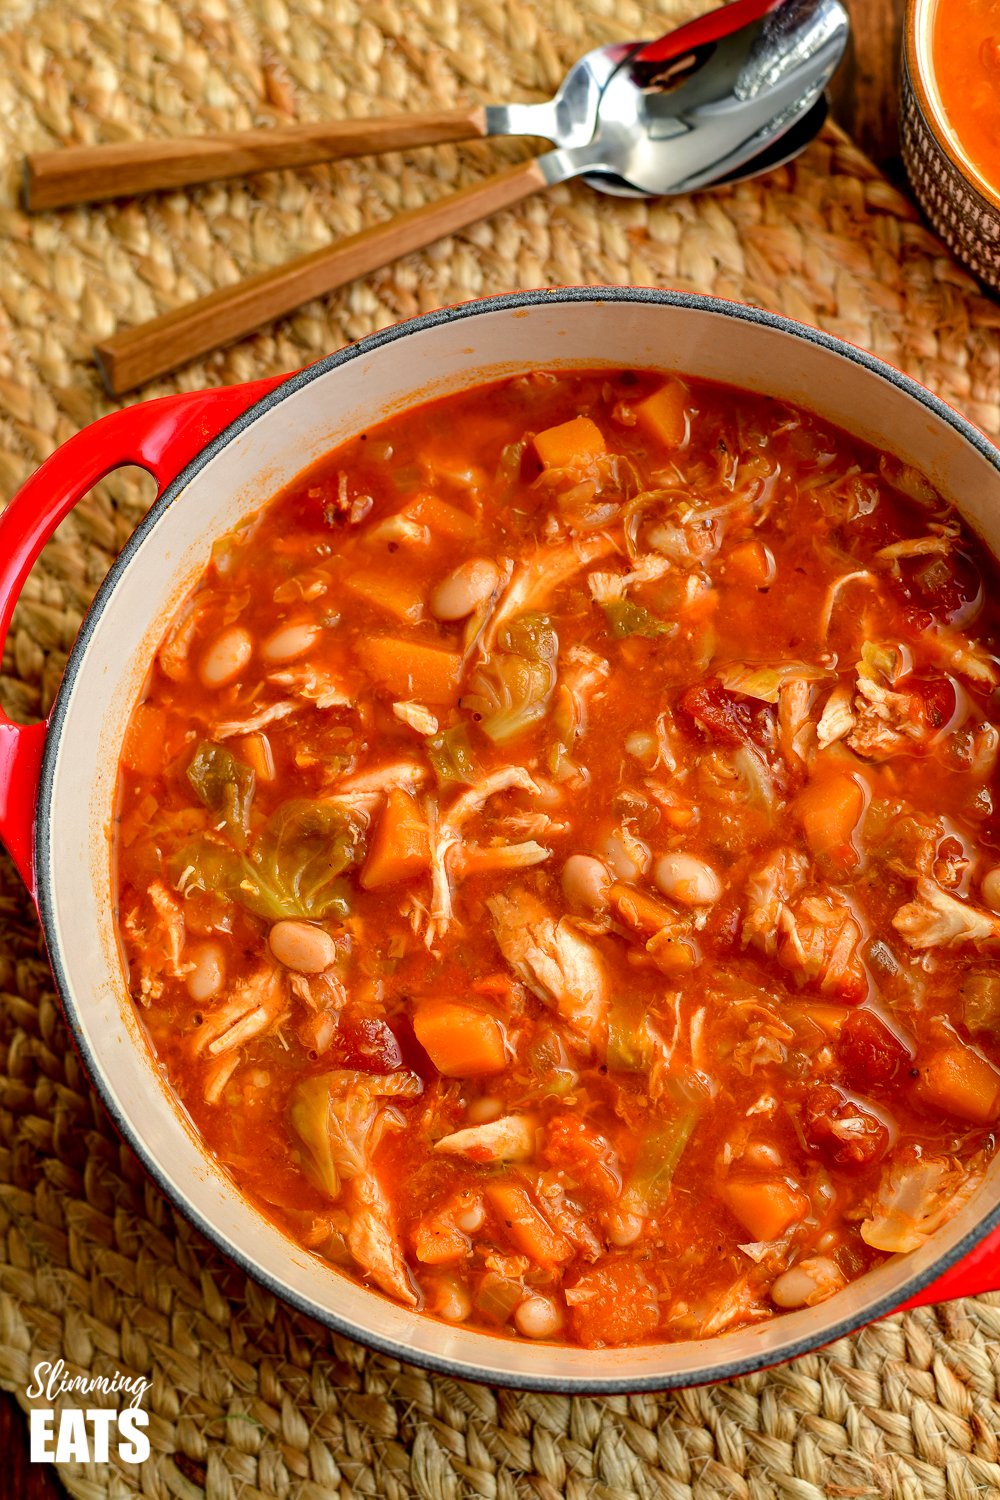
[
  {"x1": 23, "y1": 108, "x2": 488, "y2": 211},
  {"x1": 94, "y1": 156, "x2": 549, "y2": 395}
]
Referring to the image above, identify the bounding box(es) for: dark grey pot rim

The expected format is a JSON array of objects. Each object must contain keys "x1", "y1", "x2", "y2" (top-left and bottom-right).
[{"x1": 34, "y1": 286, "x2": 1000, "y2": 1393}]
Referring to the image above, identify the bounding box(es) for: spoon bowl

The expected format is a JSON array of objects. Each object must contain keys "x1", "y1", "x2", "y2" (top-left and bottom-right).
[{"x1": 564, "y1": 0, "x2": 849, "y2": 198}]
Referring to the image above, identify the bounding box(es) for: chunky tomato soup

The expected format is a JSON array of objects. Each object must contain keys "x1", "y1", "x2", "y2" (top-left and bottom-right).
[
  {"x1": 932, "y1": 0, "x2": 1000, "y2": 184},
  {"x1": 115, "y1": 370, "x2": 1000, "y2": 1348}
]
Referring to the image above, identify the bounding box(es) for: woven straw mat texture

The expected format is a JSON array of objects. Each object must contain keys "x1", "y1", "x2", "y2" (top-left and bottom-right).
[{"x1": 3, "y1": 0, "x2": 1000, "y2": 1497}]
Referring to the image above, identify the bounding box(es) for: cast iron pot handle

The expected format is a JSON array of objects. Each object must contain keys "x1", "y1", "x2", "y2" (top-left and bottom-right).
[
  {"x1": 0, "y1": 376, "x2": 284, "y2": 897},
  {"x1": 901, "y1": 1223, "x2": 1000, "y2": 1309}
]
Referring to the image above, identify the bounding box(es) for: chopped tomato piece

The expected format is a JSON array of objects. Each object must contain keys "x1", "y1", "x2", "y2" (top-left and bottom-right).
[
  {"x1": 838, "y1": 1010, "x2": 912, "y2": 1087},
  {"x1": 804, "y1": 1085, "x2": 890, "y2": 1167},
  {"x1": 566, "y1": 1259, "x2": 661, "y2": 1347}
]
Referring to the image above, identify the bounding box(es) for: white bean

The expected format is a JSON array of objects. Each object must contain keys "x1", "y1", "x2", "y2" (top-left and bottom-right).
[
  {"x1": 466, "y1": 1094, "x2": 503, "y2": 1125},
  {"x1": 601, "y1": 827, "x2": 651, "y2": 881},
  {"x1": 514, "y1": 1294, "x2": 564, "y2": 1339},
  {"x1": 562, "y1": 854, "x2": 612, "y2": 912},
  {"x1": 454, "y1": 1194, "x2": 486, "y2": 1234},
  {"x1": 185, "y1": 941, "x2": 225, "y2": 1003},
  {"x1": 430, "y1": 557, "x2": 501, "y2": 621},
  {"x1": 268, "y1": 919, "x2": 338, "y2": 974},
  {"x1": 199, "y1": 624, "x2": 253, "y2": 688},
  {"x1": 262, "y1": 620, "x2": 319, "y2": 664},
  {"x1": 770, "y1": 1256, "x2": 846, "y2": 1309},
  {"x1": 982, "y1": 867, "x2": 1000, "y2": 914},
  {"x1": 653, "y1": 851, "x2": 722, "y2": 907},
  {"x1": 432, "y1": 1277, "x2": 472, "y2": 1323},
  {"x1": 742, "y1": 1140, "x2": 783, "y2": 1171},
  {"x1": 605, "y1": 1210, "x2": 644, "y2": 1247}
]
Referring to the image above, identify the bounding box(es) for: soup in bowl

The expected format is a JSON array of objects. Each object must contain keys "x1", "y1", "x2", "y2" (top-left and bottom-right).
[{"x1": 3, "y1": 289, "x2": 1000, "y2": 1389}]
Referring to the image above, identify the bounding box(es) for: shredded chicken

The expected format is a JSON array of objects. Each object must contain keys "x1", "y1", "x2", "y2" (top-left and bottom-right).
[
  {"x1": 425, "y1": 767, "x2": 543, "y2": 944},
  {"x1": 488, "y1": 888, "x2": 608, "y2": 1046},
  {"x1": 148, "y1": 880, "x2": 189, "y2": 977},
  {"x1": 455, "y1": 840, "x2": 551, "y2": 874},
  {"x1": 552, "y1": 645, "x2": 610, "y2": 754},
  {"x1": 892, "y1": 877, "x2": 1000, "y2": 949},
  {"x1": 123, "y1": 880, "x2": 191, "y2": 1002},
  {"x1": 195, "y1": 964, "x2": 287, "y2": 1059},
  {"x1": 347, "y1": 1171, "x2": 418, "y2": 1305},
  {"x1": 587, "y1": 554, "x2": 672, "y2": 605},
  {"x1": 392, "y1": 700, "x2": 438, "y2": 736},
  {"x1": 778, "y1": 893, "x2": 866, "y2": 999},
  {"x1": 875, "y1": 519, "x2": 959, "y2": 575},
  {"x1": 158, "y1": 600, "x2": 210, "y2": 681},
  {"x1": 435, "y1": 1115, "x2": 536, "y2": 1162},
  {"x1": 480, "y1": 534, "x2": 617, "y2": 656},
  {"x1": 742, "y1": 849, "x2": 809, "y2": 959},
  {"x1": 816, "y1": 681, "x2": 855, "y2": 750},
  {"x1": 926, "y1": 631, "x2": 1000, "y2": 689},
  {"x1": 697, "y1": 1277, "x2": 770, "y2": 1338},
  {"x1": 848, "y1": 643, "x2": 927, "y2": 761},
  {"x1": 268, "y1": 665, "x2": 353, "y2": 709},
  {"x1": 778, "y1": 676, "x2": 815, "y2": 768},
  {"x1": 215, "y1": 700, "x2": 299, "y2": 738},
  {"x1": 743, "y1": 851, "x2": 865, "y2": 998}
]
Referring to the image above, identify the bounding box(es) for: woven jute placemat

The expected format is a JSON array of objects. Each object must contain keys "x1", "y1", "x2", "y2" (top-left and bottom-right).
[{"x1": 3, "y1": 1, "x2": 1000, "y2": 1496}]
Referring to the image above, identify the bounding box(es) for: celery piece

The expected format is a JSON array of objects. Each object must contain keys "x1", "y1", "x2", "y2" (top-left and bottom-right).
[
  {"x1": 606, "y1": 995, "x2": 648, "y2": 1072},
  {"x1": 621, "y1": 1111, "x2": 698, "y2": 1216}
]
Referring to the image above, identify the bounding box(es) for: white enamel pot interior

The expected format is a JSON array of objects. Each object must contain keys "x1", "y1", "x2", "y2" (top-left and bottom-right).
[{"x1": 37, "y1": 288, "x2": 1000, "y2": 1392}]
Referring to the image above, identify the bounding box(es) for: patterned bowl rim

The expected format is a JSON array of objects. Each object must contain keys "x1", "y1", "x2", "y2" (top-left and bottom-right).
[{"x1": 904, "y1": 0, "x2": 1000, "y2": 216}]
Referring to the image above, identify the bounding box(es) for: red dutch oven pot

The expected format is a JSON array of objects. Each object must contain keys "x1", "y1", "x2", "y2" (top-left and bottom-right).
[{"x1": 2, "y1": 288, "x2": 1000, "y2": 1393}]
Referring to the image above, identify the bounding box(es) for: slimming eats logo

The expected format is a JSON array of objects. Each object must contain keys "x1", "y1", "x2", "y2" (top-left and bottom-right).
[{"x1": 26, "y1": 1359, "x2": 151, "y2": 1464}]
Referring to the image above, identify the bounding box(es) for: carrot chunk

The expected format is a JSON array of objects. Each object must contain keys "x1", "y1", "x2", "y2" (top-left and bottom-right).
[
  {"x1": 343, "y1": 567, "x2": 426, "y2": 623},
  {"x1": 634, "y1": 380, "x2": 689, "y2": 448},
  {"x1": 721, "y1": 1177, "x2": 808, "y2": 1242},
  {"x1": 413, "y1": 1000, "x2": 507, "y2": 1076},
  {"x1": 915, "y1": 1045, "x2": 1000, "y2": 1124},
  {"x1": 485, "y1": 1181, "x2": 572, "y2": 1265},
  {"x1": 795, "y1": 771, "x2": 864, "y2": 868},
  {"x1": 403, "y1": 493, "x2": 478, "y2": 541},
  {"x1": 365, "y1": 636, "x2": 463, "y2": 704},
  {"x1": 726, "y1": 540, "x2": 773, "y2": 587},
  {"x1": 360, "y1": 787, "x2": 430, "y2": 890},
  {"x1": 121, "y1": 704, "x2": 168, "y2": 778},
  {"x1": 533, "y1": 415, "x2": 606, "y2": 469},
  {"x1": 234, "y1": 731, "x2": 275, "y2": 781}
]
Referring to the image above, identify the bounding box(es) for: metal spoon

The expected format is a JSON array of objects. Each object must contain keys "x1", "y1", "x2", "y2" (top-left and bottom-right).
[
  {"x1": 94, "y1": 1, "x2": 850, "y2": 393},
  {"x1": 24, "y1": 2, "x2": 787, "y2": 211},
  {"x1": 572, "y1": 0, "x2": 849, "y2": 198}
]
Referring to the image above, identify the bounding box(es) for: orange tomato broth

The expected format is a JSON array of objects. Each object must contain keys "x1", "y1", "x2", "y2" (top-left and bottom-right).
[
  {"x1": 931, "y1": 0, "x2": 1000, "y2": 186},
  {"x1": 115, "y1": 369, "x2": 1000, "y2": 1349}
]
